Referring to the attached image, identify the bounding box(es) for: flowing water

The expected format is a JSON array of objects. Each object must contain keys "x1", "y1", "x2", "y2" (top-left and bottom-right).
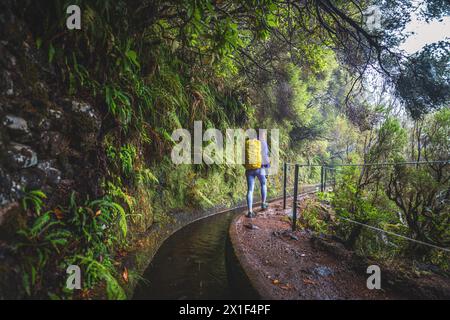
[{"x1": 133, "y1": 209, "x2": 254, "y2": 300}]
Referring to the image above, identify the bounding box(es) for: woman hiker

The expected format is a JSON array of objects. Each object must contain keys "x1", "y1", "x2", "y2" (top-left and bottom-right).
[{"x1": 245, "y1": 129, "x2": 270, "y2": 218}]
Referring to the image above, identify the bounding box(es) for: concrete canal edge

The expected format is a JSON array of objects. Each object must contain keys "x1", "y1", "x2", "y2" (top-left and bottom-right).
[{"x1": 228, "y1": 213, "x2": 274, "y2": 300}]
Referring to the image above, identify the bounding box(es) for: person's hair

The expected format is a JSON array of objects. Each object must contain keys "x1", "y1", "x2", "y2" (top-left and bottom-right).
[{"x1": 257, "y1": 128, "x2": 267, "y2": 140}]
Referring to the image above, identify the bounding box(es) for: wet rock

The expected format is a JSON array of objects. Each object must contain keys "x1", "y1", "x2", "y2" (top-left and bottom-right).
[
  {"x1": 62, "y1": 100, "x2": 100, "y2": 149},
  {"x1": 72, "y1": 101, "x2": 93, "y2": 116},
  {"x1": 314, "y1": 266, "x2": 334, "y2": 277},
  {"x1": 48, "y1": 108, "x2": 63, "y2": 121},
  {"x1": 3, "y1": 143, "x2": 37, "y2": 169},
  {"x1": 14, "y1": 167, "x2": 44, "y2": 190},
  {"x1": 3, "y1": 115, "x2": 28, "y2": 133},
  {"x1": 290, "y1": 234, "x2": 299, "y2": 241},
  {"x1": 245, "y1": 223, "x2": 260, "y2": 230},
  {"x1": 70, "y1": 100, "x2": 100, "y2": 127},
  {"x1": 2, "y1": 168, "x2": 45, "y2": 201},
  {"x1": 39, "y1": 131, "x2": 68, "y2": 157},
  {"x1": 10, "y1": 179, "x2": 23, "y2": 200},
  {"x1": 273, "y1": 230, "x2": 298, "y2": 240},
  {"x1": 37, "y1": 160, "x2": 61, "y2": 186},
  {"x1": 2, "y1": 114, "x2": 31, "y2": 142}
]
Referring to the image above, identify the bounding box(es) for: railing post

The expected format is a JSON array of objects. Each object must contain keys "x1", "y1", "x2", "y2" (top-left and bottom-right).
[
  {"x1": 283, "y1": 163, "x2": 287, "y2": 209},
  {"x1": 320, "y1": 165, "x2": 324, "y2": 192},
  {"x1": 332, "y1": 166, "x2": 336, "y2": 189},
  {"x1": 292, "y1": 164, "x2": 299, "y2": 232}
]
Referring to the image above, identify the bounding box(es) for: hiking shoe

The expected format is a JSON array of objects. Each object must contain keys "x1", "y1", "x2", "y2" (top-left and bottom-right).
[
  {"x1": 246, "y1": 211, "x2": 256, "y2": 218},
  {"x1": 261, "y1": 202, "x2": 269, "y2": 210}
]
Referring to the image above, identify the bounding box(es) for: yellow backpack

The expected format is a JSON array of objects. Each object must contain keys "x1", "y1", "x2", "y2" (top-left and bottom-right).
[{"x1": 245, "y1": 139, "x2": 262, "y2": 170}]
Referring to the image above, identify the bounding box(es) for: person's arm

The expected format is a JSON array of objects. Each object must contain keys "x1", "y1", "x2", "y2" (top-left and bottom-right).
[{"x1": 261, "y1": 140, "x2": 270, "y2": 168}]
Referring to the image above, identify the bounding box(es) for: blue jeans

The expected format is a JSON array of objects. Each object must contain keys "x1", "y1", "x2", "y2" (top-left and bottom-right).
[{"x1": 246, "y1": 168, "x2": 267, "y2": 212}]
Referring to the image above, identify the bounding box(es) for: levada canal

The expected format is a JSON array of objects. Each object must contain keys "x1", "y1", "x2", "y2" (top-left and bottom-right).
[{"x1": 133, "y1": 208, "x2": 258, "y2": 300}]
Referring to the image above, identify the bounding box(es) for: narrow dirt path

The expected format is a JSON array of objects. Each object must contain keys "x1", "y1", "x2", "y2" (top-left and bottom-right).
[{"x1": 229, "y1": 197, "x2": 404, "y2": 300}]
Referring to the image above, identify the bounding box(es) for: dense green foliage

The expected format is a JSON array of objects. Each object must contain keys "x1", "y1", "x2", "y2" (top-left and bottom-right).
[
  {"x1": 16, "y1": 191, "x2": 126, "y2": 299},
  {"x1": 6, "y1": 0, "x2": 449, "y2": 298},
  {"x1": 395, "y1": 41, "x2": 450, "y2": 118},
  {"x1": 323, "y1": 109, "x2": 449, "y2": 269}
]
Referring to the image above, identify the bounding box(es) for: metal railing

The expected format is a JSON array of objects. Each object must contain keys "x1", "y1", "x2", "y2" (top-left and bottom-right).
[{"x1": 282, "y1": 160, "x2": 450, "y2": 233}]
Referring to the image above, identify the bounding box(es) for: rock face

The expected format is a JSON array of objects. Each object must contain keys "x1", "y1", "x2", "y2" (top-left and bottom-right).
[
  {"x1": 0, "y1": 2, "x2": 107, "y2": 298},
  {"x1": 4, "y1": 143, "x2": 38, "y2": 169},
  {"x1": 0, "y1": 2, "x2": 103, "y2": 218},
  {"x1": 3, "y1": 115, "x2": 30, "y2": 136},
  {"x1": 0, "y1": 94, "x2": 102, "y2": 207}
]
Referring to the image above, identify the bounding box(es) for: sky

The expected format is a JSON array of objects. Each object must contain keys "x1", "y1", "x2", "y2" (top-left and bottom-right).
[{"x1": 399, "y1": 4, "x2": 450, "y2": 54}]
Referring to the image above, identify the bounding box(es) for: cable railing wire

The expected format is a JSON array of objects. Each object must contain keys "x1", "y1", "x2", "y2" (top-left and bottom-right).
[
  {"x1": 336, "y1": 216, "x2": 450, "y2": 253},
  {"x1": 281, "y1": 160, "x2": 450, "y2": 252},
  {"x1": 285, "y1": 160, "x2": 449, "y2": 168}
]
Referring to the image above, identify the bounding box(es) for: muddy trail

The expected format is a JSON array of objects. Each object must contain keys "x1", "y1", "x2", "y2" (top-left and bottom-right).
[
  {"x1": 231, "y1": 197, "x2": 450, "y2": 300},
  {"x1": 231, "y1": 197, "x2": 398, "y2": 299}
]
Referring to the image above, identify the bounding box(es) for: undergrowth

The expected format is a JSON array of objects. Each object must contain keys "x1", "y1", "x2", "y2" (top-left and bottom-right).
[{"x1": 15, "y1": 190, "x2": 127, "y2": 299}]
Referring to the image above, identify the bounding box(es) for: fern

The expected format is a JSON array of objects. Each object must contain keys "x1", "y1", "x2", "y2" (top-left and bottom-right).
[
  {"x1": 15, "y1": 211, "x2": 70, "y2": 297},
  {"x1": 74, "y1": 255, "x2": 126, "y2": 300},
  {"x1": 136, "y1": 168, "x2": 159, "y2": 185},
  {"x1": 21, "y1": 190, "x2": 47, "y2": 215},
  {"x1": 90, "y1": 197, "x2": 128, "y2": 238},
  {"x1": 119, "y1": 144, "x2": 137, "y2": 177}
]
